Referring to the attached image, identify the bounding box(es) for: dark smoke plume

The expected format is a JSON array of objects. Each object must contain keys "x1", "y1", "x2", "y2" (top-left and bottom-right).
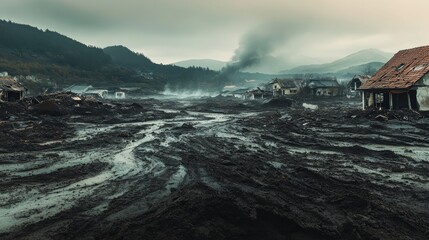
[{"x1": 221, "y1": 26, "x2": 287, "y2": 77}]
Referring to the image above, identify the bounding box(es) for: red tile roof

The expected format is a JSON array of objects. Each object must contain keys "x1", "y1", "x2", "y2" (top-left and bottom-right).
[{"x1": 360, "y1": 45, "x2": 429, "y2": 90}]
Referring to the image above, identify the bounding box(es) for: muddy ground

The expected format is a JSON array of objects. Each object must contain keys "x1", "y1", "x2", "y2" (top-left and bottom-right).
[{"x1": 0, "y1": 94, "x2": 428, "y2": 240}]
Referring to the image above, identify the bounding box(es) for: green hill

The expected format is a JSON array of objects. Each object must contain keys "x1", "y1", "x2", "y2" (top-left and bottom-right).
[
  {"x1": 0, "y1": 20, "x2": 222, "y2": 92},
  {"x1": 173, "y1": 59, "x2": 227, "y2": 71},
  {"x1": 103, "y1": 46, "x2": 219, "y2": 90},
  {"x1": 0, "y1": 20, "x2": 110, "y2": 70}
]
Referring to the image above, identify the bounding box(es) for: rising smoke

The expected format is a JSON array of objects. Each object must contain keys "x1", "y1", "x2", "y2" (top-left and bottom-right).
[{"x1": 221, "y1": 24, "x2": 288, "y2": 77}]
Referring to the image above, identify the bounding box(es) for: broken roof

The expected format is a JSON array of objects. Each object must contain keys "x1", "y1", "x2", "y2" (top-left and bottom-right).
[
  {"x1": 63, "y1": 85, "x2": 93, "y2": 94},
  {"x1": 0, "y1": 77, "x2": 25, "y2": 92},
  {"x1": 272, "y1": 79, "x2": 300, "y2": 88},
  {"x1": 352, "y1": 75, "x2": 371, "y2": 82},
  {"x1": 247, "y1": 87, "x2": 264, "y2": 93},
  {"x1": 360, "y1": 45, "x2": 429, "y2": 90},
  {"x1": 349, "y1": 75, "x2": 370, "y2": 86},
  {"x1": 229, "y1": 88, "x2": 249, "y2": 94},
  {"x1": 307, "y1": 79, "x2": 340, "y2": 88}
]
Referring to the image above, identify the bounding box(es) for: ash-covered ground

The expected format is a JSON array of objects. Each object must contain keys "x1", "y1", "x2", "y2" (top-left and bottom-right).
[{"x1": 0, "y1": 94, "x2": 428, "y2": 240}]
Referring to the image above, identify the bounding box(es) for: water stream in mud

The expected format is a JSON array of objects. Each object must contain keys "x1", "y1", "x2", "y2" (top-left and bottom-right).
[
  {"x1": 0, "y1": 111, "x2": 240, "y2": 234},
  {"x1": 1, "y1": 103, "x2": 428, "y2": 238}
]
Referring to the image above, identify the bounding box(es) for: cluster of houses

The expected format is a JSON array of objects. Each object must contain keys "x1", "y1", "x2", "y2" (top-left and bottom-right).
[
  {"x1": 0, "y1": 73, "x2": 127, "y2": 102},
  {"x1": 272, "y1": 78, "x2": 343, "y2": 97},
  {"x1": 2, "y1": 45, "x2": 429, "y2": 111},
  {"x1": 225, "y1": 45, "x2": 429, "y2": 112},
  {"x1": 63, "y1": 85, "x2": 126, "y2": 99},
  {"x1": 226, "y1": 78, "x2": 343, "y2": 100}
]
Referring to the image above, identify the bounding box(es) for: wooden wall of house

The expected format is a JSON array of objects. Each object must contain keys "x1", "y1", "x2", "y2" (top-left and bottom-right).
[{"x1": 416, "y1": 74, "x2": 429, "y2": 111}]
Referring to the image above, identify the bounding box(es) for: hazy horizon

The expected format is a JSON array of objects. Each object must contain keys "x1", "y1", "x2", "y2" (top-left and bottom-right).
[{"x1": 1, "y1": 0, "x2": 429, "y2": 66}]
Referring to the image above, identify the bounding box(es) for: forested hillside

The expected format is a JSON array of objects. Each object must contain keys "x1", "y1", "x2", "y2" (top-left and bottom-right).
[{"x1": 0, "y1": 20, "x2": 222, "y2": 92}]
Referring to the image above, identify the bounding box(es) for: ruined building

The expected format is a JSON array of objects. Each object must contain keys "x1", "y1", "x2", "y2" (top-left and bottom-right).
[
  {"x1": 271, "y1": 79, "x2": 300, "y2": 97},
  {"x1": 306, "y1": 79, "x2": 341, "y2": 96},
  {"x1": 347, "y1": 75, "x2": 370, "y2": 98},
  {"x1": 0, "y1": 77, "x2": 26, "y2": 102},
  {"x1": 360, "y1": 45, "x2": 429, "y2": 111}
]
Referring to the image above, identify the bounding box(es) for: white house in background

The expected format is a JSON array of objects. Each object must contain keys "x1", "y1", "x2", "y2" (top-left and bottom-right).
[
  {"x1": 115, "y1": 92, "x2": 126, "y2": 99},
  {"x1": 63, "y1": 85, "x2": 109, "y2": 99},
  {"x1": 271, "y1": 78, "x2": 301, "y2": 97}
]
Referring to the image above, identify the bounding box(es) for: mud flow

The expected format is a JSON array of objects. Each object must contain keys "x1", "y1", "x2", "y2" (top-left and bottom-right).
[{"x1": 0, "y1": 94, "x2": 428, "y2": 240}]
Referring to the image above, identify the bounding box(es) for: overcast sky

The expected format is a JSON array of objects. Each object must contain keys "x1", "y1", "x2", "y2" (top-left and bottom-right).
[{"x1": 1, "y1": 0, "x2": 429, "y2": 65}]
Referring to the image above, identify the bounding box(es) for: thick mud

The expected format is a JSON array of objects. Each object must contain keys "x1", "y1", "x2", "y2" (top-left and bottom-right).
[{"x1": 0, "y1": 95, "x2": 428, "y2": 240}]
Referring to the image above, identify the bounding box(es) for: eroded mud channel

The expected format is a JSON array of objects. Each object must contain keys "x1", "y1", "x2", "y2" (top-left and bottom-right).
[{"x1": 1, "y1": 96, "x2": 428, "y2": 240}]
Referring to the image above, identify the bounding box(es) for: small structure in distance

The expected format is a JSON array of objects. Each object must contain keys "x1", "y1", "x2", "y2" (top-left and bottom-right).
[
  {"x1": 347, "y1": 75, "x2": 370, "y2": 98},
  {"x1": 271, "y1": 79, "x2": 300, "y2": 97},
  {"x1": 306, "y1": 79, "x2": 341, "y2": 96},
  {"x1": 0, "y1": 75, "x2": 26, "y2": 102}
]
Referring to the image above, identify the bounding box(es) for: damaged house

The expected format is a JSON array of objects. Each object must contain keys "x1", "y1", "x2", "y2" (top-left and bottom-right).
[
  {"x1": 63, "y1": 85, "x2": 109, "y2": 99},
  {"x1": 245, "y1": 88, "x2": 273, "y2": 100},
  {"x1": 347, "y1": 75, "x2": 370, "y2": 98},
  {"x1": 306, "y1": 79, "x2": 341, "y2": 96},
  {"x1": 271, "y1": 78, "x2": 301, "y2": 97},
  {"x1": 0, "y1": 77, "x2": 26, "y2": 102},
  {"x1": 360, "y1": 45, "x2": 429, "y2": 111},
  {"x1": 226, "y1": 88, "x2": 248, "y2": 99},
  {"x1": 83, "y1": 89, "x2": 108, "y2": 98}
]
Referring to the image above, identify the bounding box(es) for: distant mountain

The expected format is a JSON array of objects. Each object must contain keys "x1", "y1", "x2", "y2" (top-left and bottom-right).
[
  {"x1": 175, "y1": 49, "x2": 392, "y2": 75},
  {"x1": 336, "y1": 62, "x2": 385, "y2": 77},
  {"x1": 173, "y1": 59, "x2": 226, "y2": 71},
  {"x1": 173, "y1": 56, "x2": 288, "y2": 74},
  {"x1": 104, "y1": 46, "x2": 219, "y2": 90},
  {"x1": 242, "y1": 55, "x2": 289, "y2": 74},
  {"x1": 282, "y1": 49, "x2": 393, "y2": 74}
]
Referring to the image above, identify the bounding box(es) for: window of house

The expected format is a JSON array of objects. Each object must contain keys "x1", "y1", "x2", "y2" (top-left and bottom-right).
[{"x1": 396, "y1": 64, "x2": 405, "y2": 71}]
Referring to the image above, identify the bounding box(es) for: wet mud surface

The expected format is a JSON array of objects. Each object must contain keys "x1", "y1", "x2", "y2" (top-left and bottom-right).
[{"x1": 0, "y1": 95, "x2": 428, "y2": 240}]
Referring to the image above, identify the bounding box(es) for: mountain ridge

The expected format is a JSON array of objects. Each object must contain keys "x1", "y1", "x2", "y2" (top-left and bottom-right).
[
  {"x1": 281, "y1": 49, "x2": 392, "y2": 74},
  {"x1": 173, "y1": 59, "x2": 227, "y2": 71},
  {"x1": 0, "y1": 19, "x2": 221, "y2": 92}
]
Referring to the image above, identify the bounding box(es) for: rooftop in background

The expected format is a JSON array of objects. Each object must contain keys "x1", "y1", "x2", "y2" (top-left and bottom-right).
[
  {"x1": 360, "y1": 45, "x2": 429, "y2": 90},
  {"x1": 271, "y1": 79, "x2": 300, "y2": 88},
  {"x1": 307, "y1": 79, "x2": 340, "y2": 88}
]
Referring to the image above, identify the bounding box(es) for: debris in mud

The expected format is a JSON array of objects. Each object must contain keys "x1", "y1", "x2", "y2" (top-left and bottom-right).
[
  {"x1": 375, "y1": 114, "x2": 388, "y2": 122},
  {"x1": 302, "y1": 102, "x2": 319, "y2": 110},
  {"x1": 117, "y1": 131, "x2": 133, "y2": 138},
  {"x1": 176, "y1": 122, "x2": 195, "y2": 130},
  {"x1": 348, "y1": 108, "x2": 425, "y2": 122},
  {"x1": 30, "y1": 100, "x2": 65, "y2": 116},
  {"x1": 1, "y1": 96, "x2": 429, "y2": 240}
]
